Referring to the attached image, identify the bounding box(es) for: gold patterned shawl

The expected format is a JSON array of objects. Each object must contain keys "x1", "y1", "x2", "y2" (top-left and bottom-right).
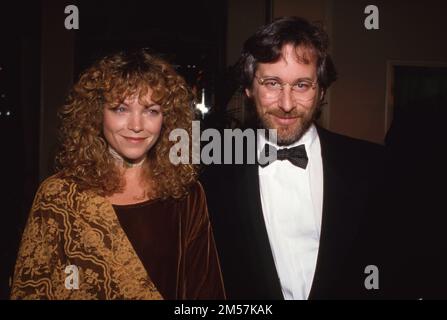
[{"x1": 10, "y1": 175, "x2": 163, "y2": 300}]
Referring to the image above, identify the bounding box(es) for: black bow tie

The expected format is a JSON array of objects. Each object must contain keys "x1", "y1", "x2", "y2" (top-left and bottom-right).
[{"x1": 259, "y1": 144, "x2": 308, "y2": 169}]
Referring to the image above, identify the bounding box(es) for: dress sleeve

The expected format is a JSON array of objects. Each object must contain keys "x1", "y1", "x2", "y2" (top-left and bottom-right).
[
  {"x1": 10, "y1": 179, "x2": 68, "y2": 300},
  {"x1": 181, "y1": 182, "x2": 226, "y2": 300}
]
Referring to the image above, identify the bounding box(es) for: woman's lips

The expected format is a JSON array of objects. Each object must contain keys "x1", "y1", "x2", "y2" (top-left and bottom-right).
[{"x1": 123, "y1": 136, "x2": 147, "y2": 143}]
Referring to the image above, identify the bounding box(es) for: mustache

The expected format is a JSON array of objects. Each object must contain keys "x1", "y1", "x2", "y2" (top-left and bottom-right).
[{"x1": 267, "y1": 109, "x2": 304, "y2": 118}]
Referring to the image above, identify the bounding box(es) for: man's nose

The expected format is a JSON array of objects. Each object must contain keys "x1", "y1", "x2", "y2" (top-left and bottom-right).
[
  {"x1": 128, "y1": 113, "x2": 143, "y2": 132},
  {"x1": 278, "y1": 87, "x2": 294, "y2": 112}
]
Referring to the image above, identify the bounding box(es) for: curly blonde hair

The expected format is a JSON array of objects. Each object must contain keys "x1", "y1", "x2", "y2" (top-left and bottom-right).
[{"x1": 55, "y1": 49, "x2": 197, "y2": 199}]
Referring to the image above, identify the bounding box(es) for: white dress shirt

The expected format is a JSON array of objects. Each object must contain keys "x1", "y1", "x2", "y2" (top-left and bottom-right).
[{"x1": 257, "y1": 124, "x2": 324, "y2": 300}]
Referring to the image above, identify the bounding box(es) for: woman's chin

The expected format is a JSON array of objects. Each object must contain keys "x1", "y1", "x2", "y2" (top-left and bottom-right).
[{"x1": 119, "y1": 152, "x2": 147, "y2": 163}]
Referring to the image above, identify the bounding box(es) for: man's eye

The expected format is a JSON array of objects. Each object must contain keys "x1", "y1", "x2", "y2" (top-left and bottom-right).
[
  {"x1": 292, "y1": 82, "x2": 311, "y2": 91},
  {"x1": 264, "y1": 80, "x2": 280, "y2": 88}
]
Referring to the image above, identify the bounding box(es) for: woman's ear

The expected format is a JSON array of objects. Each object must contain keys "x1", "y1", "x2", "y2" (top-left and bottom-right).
[{"x1": 245, "y1": 88, "x2": 252, "y2": 98}]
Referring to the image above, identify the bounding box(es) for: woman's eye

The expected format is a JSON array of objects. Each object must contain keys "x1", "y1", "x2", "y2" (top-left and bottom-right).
[
  {"x1": 112, "y1": 105, "x2": 127, "y2": 113},
  {"x1": 145, "y1": 106, "x2": 161, "y2": 115}
]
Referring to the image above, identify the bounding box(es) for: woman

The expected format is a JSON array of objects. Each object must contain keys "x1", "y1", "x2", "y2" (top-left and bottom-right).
[{"x1": 10, "y1": 49, "x2": 225, "y2": 300}]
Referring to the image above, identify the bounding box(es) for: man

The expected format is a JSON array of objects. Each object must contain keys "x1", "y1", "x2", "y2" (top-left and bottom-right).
[{"x1": 201, "y1": 16, "x2": 388, "y2": 299}]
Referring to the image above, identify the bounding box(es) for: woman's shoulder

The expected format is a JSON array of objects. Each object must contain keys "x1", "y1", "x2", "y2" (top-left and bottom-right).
[
  {"x1": 174, "y1": 181, "x2": 207, "y2": 216},
  {"x1": 33, "y1": 174, "x2": 80, "y2": 204},
  {"x1": 185, "y1": 181, "x2": 206, "y2": 205},
  {"x1": 180, "y1": 181, "x2": 210, "y2": 239},
  {"x1": 31, "y1": 174, "x2": 109, "y2": 223},
  {"x1": 158, "y1": 182, "x2": 207, "y2": 216},
  {"x1": 37, "y1": 174, "x2": 73, "y2": 193},
  {"x1": 188, "y1": 180, "x2": 205, "y2": 195},
  {"x1": 25, "y1": 175, "x2": 80, "y2": 226}
]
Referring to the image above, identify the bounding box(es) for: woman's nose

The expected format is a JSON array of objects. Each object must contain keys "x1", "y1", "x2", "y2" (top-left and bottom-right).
[{"x1": 128, "y1": 113, "x2": 143, "y2": 132}]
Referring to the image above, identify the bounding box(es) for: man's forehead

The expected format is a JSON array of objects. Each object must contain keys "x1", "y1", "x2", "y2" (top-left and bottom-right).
[
  {"x1": 256, "y1": 44, "x2": 317, "y2": 76},
  {"x1": 280, "y1": 43, "x2": 317, "y2": 65}
]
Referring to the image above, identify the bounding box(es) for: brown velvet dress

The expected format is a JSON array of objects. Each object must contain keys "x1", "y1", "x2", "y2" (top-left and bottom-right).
[
  {"x1": 113, "y1": 183, "x2": 226, "y2": 300},
  {"x1": 10, "y1": 175, "x2": 225, "y2": 300}
]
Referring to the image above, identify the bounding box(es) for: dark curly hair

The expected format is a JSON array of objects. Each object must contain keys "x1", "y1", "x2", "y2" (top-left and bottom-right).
[
  {"x1": 239, "y1": 16, "x2": 337, "y2": 104},
  {"x1": 55, "y1": 48, "x2": 197, "y2": 199}
]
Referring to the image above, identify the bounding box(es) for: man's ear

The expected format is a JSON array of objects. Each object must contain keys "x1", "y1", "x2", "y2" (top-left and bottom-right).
[
  {"x1": 319, "y1": 89, "x2": 325, "y2": 101},
  {"x1": 245, "y1": 88, "x2": 252, "y2": 98}
]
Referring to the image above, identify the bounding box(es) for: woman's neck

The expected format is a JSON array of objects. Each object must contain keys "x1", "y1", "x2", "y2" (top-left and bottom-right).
[
  {"x1": 108, "y1": 146, "x2": 146, "y2": 169},
  {"x1": 108, "y1": 165, "x2": 153, "y2": 205}
]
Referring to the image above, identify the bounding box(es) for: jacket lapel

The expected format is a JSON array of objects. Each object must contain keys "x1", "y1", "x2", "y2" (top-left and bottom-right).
[
  {"x1": 308, "y1": 127, "x2": 364, "y2": 299},
  {"x1": 236, "y1": 163, "x2": 284, "y2": 299}
]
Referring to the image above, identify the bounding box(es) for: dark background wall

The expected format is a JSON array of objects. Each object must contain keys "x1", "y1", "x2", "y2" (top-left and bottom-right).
[
  {"x1": 1, "y1": 0, "x2": 446, "y2": 299},
  {"x1": 0, "y1": 0, "x2": 41, "y2": 299}
]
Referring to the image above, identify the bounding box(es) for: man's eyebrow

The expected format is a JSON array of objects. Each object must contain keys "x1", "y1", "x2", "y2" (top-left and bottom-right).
[
  {"x1": 261, "y1": 75, "x2": 315, "y2": 82},
  {"x1": 295, "y1": 77, "x2": 315, "y2": 82}
]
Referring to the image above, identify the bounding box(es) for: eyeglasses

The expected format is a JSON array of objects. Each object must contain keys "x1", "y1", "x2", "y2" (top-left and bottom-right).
[{"x1": 254, "y1": 76, "x2": 318, "y2": 101}]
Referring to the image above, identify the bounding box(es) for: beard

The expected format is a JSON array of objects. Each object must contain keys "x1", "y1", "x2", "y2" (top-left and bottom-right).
[{"x1": 257, "y1": 104, "x2": 320, "y2": 146}]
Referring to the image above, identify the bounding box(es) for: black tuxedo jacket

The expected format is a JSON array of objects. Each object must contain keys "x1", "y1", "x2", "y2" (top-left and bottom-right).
[{"x1": 201, "y1": 126, "x2": 387, "y2": 299}]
